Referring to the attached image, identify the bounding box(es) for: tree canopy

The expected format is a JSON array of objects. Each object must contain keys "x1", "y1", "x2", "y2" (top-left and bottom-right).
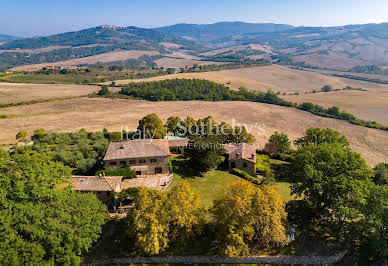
[
  {"x1": 288, "y1": 129, "x2": 387, "y2": 263},
  {"x1": 184, "y1": 134, "x2": 225, "y2": 174},
  {"x1": 137, "y1": 113, "x2": 167, "y2": 139},
  {"x1": 268, "y1": 131, "x2": 292, "y2": 158},
  {"x1": 211, "y1": 180, "x2": 287, "y2": 257},
  {"x1": 294, "y1": 128, "x2": 350, "y2": 148},
  {"x1": 125, "y1": 182, "x2": 203, "y2": 255},
  {"x1": 14, "y1": 129, "x2": 110, "y2": 175},
  {"x1": 165, "y1": 116, "x2": 182, "y2": 136},
  {"x1": 0, "y1": 152, "x2": 108, "y2": 265},
  {"x1": 290, "y1": 142, "x2": 373, "y2": 219}
]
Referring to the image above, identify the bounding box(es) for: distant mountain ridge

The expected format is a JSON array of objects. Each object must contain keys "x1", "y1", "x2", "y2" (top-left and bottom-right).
[
  {"x1": 154, "y1": 21, "x2": 295, "y2": 41},
  {"x1": 0, "y1": 25, "x2": 192, "y2": 50},
  {"x1": 1, "y1": 22, "x2": 388, "y2": 70},
  {"x1": 0, "y1": 34, "x2": 21, "y2": 43}
]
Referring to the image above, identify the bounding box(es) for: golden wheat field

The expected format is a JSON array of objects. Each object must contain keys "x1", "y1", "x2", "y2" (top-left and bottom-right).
[
  {"x1": 0, "y1": 97, "x2": 387, "y2": 166},
  {"x1": 0, "y1": 82, "x2": 100, "y2": 104}
]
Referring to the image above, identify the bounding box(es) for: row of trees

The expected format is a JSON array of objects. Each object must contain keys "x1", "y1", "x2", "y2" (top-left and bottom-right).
[
  {"x1": 117, "y1": 79, "x2": 388, "y2": 131},
  {"x1": 125, "y1": 181, "x2": 287, "y2": 257},
  {"x1": 137, "y1": 113, "x2": 255, "y2": 143}
]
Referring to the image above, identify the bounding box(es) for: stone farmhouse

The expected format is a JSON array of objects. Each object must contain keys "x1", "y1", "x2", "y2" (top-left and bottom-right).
[
  {"x1": 68, "y1": 139, "x2": 256, "y2": 212},
  {"x1": 104, "y1": 139, "x2": 257, "y2": 177},
  {"x1": 223, "y1": 143, "x2": 257, "y2": 176},
  {"x1": 104, "y1": 139, "x2": 171, "y2": 176}
]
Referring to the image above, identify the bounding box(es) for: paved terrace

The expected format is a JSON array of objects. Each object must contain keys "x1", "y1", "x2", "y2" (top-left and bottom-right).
[{"x1": 121, "y1": 174, "x2": 173, "y2": 191}]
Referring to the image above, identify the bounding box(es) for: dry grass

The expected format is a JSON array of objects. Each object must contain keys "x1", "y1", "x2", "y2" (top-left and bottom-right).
[
  {"x1": 0, "y1": 45, "x2": 70, "y2": 54},
  {"x1": 154, "y1": 57, "x2": 222, "y2": 68},
  {"x1": 199, "y1": 44, "x2": 273, "y2": 56},
  {"x1": 284, "y1": 91, "x2": 388, "y2": 125},
  {"x1": 0, "y1": 82, "x2": 99, "y2": 104},
  {"x1": 106, "y1": 65, "x2": 388, "y2": 127},
  {"x1": 11, "y1": 50, "x2": 160, "y2": 71},
  {"x1": 0, "y1": 98, "x2": 387, "y2": 166},
  {"x1": 110, "y1": 64, "x2": 388, "y2": 93},
  {"x1": 159, "y1": 42, "x2": 183, "y2": 49}
]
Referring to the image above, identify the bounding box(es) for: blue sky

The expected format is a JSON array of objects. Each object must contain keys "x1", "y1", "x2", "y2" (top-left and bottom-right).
[{"x1": 1, "y1": 0, "x2": 387, "y2": 37}]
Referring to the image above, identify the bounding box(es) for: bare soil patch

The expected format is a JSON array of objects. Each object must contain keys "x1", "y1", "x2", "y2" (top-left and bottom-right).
[{"x1": 1, "y1": 98, "x2": 386, "y2": 166}]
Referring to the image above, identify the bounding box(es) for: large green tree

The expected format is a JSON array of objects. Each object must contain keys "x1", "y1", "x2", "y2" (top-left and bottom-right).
[
  {"x1": 185, "y1": 134, "x2": 225, "y2": 174},
  {"x1": 0, "y1": 152, "x2": 108, "y2": 265},
  {"x1": 137, "y1": 113, "x2": 166, "y2": 139},
  {"x1": 268, "y1": 131, "x2": 291, "y2": 157},
  {"x1": 290, "y1": 142, "x2": 373, "y2": 221},
  {"x1": 165, "y1": 116, "x2": 182, "y2": 136},
  {"x1": 294, "y1": 128, "x2": 350, "y2": 148}
]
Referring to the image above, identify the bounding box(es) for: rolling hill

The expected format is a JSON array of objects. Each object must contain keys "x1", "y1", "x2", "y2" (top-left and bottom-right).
[
  {"x1": 0, "y1": 25, "x2": 196, "y2": 69},
  {"x1": 155, "y1": 21, "x2": 294, "y2": 42},
  {"x1": 155, "y1": 22, "x2": 388, "y2": 70},
  {"x1": 2, "y1": 22, "x2": 388, "y2": 71},
  {"x1": 0, "y1": 34, "x2": 21, "y2": 43}
]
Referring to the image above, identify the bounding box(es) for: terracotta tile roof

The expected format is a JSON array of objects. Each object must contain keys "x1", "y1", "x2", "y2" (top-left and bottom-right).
[
  {"x1": 71, "y1": 176, "x2": 122, "y2": 192},
  {"x1": 223, "y1": 143, "x2": 256, "y2": 163},
  {"x1": 104, "y1": 139, "x2": 170, "y2": 161}
]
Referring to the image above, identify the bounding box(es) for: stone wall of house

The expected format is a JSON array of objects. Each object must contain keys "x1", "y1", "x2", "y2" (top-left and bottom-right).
[
  {"x1": 92, "y1": 250, "x2": 347, "y2": 265},
  {"x1": 229, "y1": 159, "x2": 256, "y2": 176},
  {"x1": 105, "y1": 156, "x2": 169, "y2": 175}
]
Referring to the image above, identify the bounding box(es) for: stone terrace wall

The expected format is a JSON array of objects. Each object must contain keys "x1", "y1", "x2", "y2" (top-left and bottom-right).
[{"x1": 91, "y1": 250, "x2": 347, "y2": 265}]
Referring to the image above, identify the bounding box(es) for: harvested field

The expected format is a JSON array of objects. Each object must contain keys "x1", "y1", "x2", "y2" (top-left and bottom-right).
[
  {"x1": 284, "y1": 91, "x2": 388, "y2": 125},
  {"x1": 0, "y1": 45, "x2": 70, "y2": 54},
  {"x1": 154, "y1": 57, "x2": 222, "y2": 68},
  {"x1": 159, "y1": 42, "x2": 182, "y2": 49},
  {"x1": 106, "y1": 65, "x2": 388, "y2": 127},
  {"x1": 109, "y1": 64, "x2": 388, "y2": 93},
  {"x1": 0, "y1": 98, "x2": 387, "y2": 166},
  {"x1": 0, "y1": 82, "x2": 99, "y2": 104},
  {"x1": 11, "y1": 50, "x2": 160, "y2": 71}
]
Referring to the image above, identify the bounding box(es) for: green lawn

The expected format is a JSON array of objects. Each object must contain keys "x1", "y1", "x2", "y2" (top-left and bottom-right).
[
  {"x1": 273, "y1": 182, "x2": 295, "y2": 202},
  {"x1": 168, "y1": 158, "x2": 240, "y2": 209},
  {"x1": 169, "y1": 156, "x2": 294, "y2": 209}
]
